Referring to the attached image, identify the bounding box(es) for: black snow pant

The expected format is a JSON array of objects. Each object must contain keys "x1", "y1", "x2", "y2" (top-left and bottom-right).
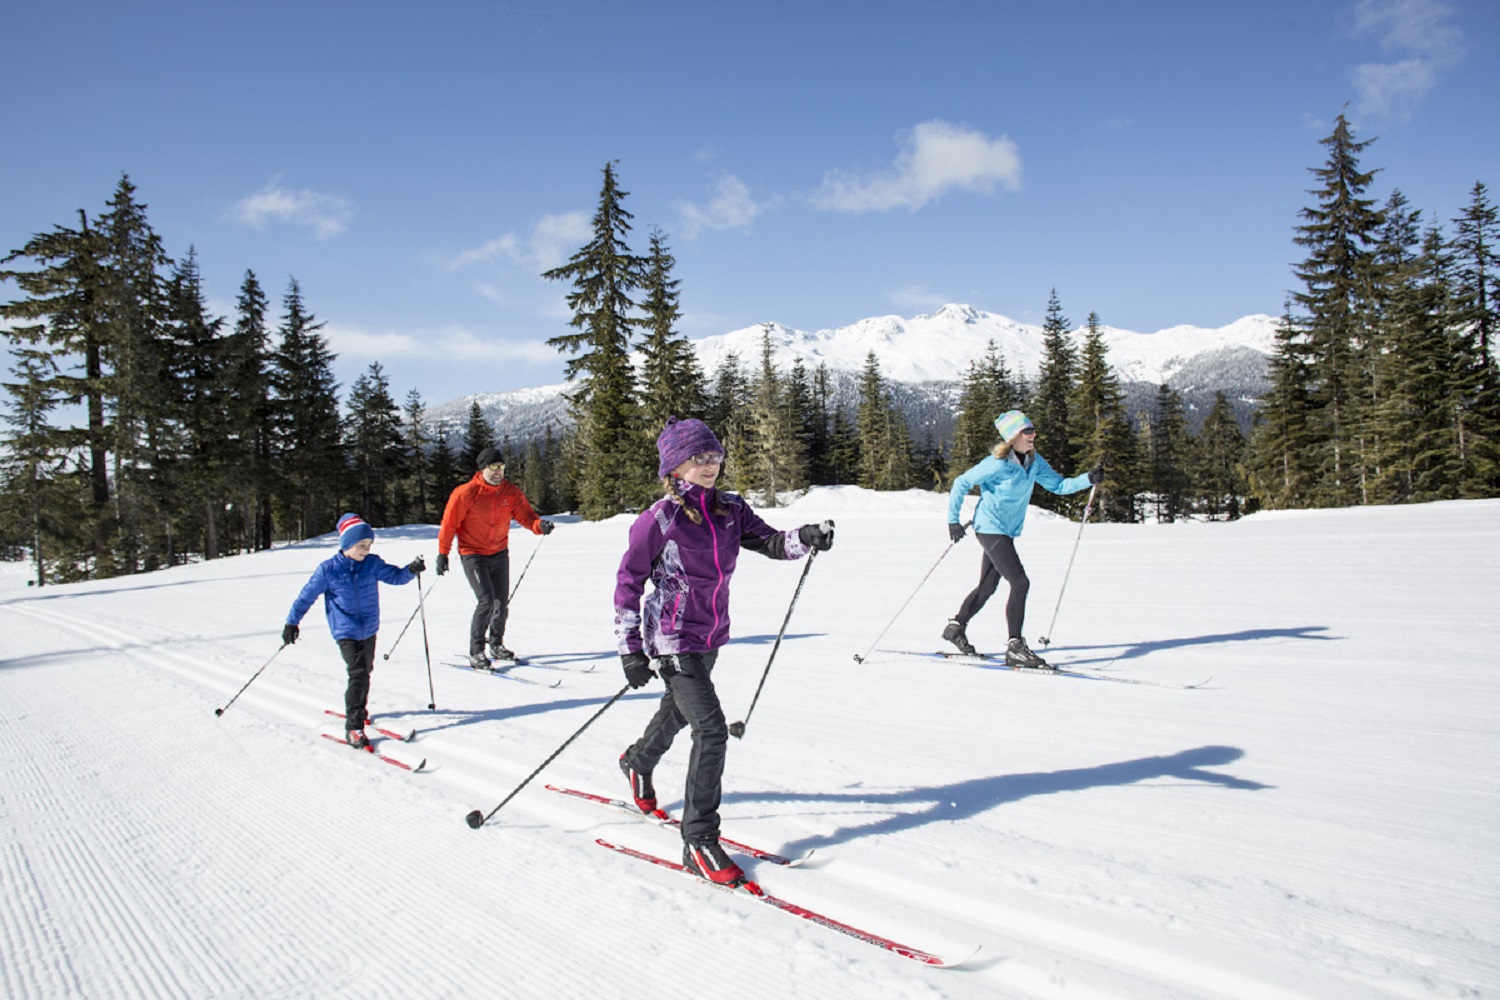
[
  {"x1": 337, "y1": 636, "x2": 378, "y2": 729},
  {"x1": 623, "y1": 650, "x2": 727, "y2": 844},
  {"x1": 953, "y1": 532, "x2": 1030, "y2": 640},
  {"x1": 460, "y1": 550, "x2": 510, "y2": 655}
]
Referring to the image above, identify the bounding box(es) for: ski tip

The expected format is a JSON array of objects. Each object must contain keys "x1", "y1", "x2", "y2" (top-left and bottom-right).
[
  {"x1": 931, "y1": 944, "x2": 983, "y2": 969},
  {"x1": 414, "y1": 759, "x2": 427, "y2": 772}
]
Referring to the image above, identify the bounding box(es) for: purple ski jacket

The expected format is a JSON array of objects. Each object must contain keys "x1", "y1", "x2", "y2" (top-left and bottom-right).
[{"x1": 615, "y1": 482, "x2": 814, "y2": 658}]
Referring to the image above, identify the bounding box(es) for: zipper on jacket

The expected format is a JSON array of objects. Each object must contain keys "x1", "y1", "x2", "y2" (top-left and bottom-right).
[{"x1": 699, "y1": 489, "x2": 726, "y2": 641}]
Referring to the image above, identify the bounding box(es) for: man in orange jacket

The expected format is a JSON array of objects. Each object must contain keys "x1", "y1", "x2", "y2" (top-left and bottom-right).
[{"x1": 436, "y1": 447, "x2": 553, "y2": 667}]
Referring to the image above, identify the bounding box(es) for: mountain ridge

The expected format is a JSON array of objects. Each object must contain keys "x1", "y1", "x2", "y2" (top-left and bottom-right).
[{"x1": 427, "y1": 304, "x2": 1277, "y2": 448}]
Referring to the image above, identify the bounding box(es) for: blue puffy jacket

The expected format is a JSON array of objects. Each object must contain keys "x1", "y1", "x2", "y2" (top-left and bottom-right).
[
  {"x1": 287, "y1": 552, "x2": 416, "y2": 641},
  {"x1": 948, "y1": 450, "x2": 1092, "y2": 537}
]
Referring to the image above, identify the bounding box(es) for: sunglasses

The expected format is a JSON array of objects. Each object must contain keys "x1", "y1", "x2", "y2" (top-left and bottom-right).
[
  {"x1": 1018, "y1": 428, "x2": 1037, "y2": 436},
  {"x1": 689, "y1": 452, "x2": 724, "y2": 466},
  {"x1": 485, "y1": 462, "x2": 505, "y2": 472}
]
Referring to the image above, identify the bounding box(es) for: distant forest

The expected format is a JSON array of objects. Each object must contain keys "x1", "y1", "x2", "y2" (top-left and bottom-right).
[{"x1": 1, "y1": 114, "x2": 1495, "y2": 584}]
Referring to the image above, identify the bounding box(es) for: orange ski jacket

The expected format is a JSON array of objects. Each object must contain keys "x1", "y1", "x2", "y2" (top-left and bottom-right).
[{"x1": 438, "y1": 473, "x2": 543, "y2": 557}]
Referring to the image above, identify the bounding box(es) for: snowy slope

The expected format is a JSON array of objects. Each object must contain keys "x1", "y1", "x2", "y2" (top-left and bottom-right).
[{"x1": 2, "y1": 493, "x2": 1496, "y2": 999}]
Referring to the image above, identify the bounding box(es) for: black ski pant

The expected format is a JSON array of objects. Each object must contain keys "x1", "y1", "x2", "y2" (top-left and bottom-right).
[
  {"x1": 460, "y1": 550, "x2": 510, "y2": 655},
  {"x1": 623, "y1": 650, "x2": 727, "y2": 844},
  {"x1": 953, "y1": 532, "x2": 1030, "y2": 640},
  {"x1": 337, "y1": 636, "x2": 378, "y2": 729}
]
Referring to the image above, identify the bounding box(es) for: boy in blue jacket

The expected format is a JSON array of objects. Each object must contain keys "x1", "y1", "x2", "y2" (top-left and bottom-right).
[
  {"x1": 944, "y1": 411, "x2": 1100, "y2": 669},
  {"x1": 282, "y1": 513, "x2": 425, "y2": 748}
]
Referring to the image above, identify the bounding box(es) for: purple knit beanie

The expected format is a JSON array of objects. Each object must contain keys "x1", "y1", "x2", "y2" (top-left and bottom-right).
[{"x1": 656, "y1": 416, "x2": 724, "y2": 478}]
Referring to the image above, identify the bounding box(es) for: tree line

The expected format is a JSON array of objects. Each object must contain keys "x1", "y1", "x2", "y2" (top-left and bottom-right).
[{"x1": 3, "y1": 113, "x2": 1495, "y2": 585}]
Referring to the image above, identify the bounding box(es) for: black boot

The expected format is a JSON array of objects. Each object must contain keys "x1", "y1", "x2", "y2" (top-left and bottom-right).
[
  {"x1": 1005, "y1": 637, "x2": 1052, "y2": 669},
  {"x1": 942, "y1": 619, "x2": 978, "y2": 657}
]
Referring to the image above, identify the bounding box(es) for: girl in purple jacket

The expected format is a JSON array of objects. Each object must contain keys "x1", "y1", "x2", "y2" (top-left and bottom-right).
[{"x1": 615, "y1": 417, "x2": 834, "y2": 886}]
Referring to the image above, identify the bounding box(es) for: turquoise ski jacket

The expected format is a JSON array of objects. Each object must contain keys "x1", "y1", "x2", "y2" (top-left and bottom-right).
[{"x1": 947, "y1": 451, "x2": 1091, "y2": 537}]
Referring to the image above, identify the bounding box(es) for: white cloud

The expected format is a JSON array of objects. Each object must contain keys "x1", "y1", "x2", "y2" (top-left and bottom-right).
[
  {"x1": 677, "y1": 174, "x2": 767, "y2": 239},
  {"x1": 447, "y1": 211, "x2": 591, "y2": 273},
  {"x1": 812, "y1": 120, "x2": 1023, "y2": 214},
  {"x1": 325, "y1": 322, "x2": 558, "y2": 365},
  {"x1": 888, "y1": 285, "x2": 950, "y2": 312},
  {"x1": 1348, "y1": 0, "x2": 1463, "y2": 119},
  {"x1": 234, "y1": 182, "x2": 354, "y2": 239}
]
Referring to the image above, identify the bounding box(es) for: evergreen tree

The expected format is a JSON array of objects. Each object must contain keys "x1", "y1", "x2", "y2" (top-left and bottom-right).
[
  {"x1": 97, "y1": 174, "x2": 173, "y2": 572},
  {"x1": 854, "y1": 351, "x2": 913, "y2": 490},
  {"x1": 270, "y1": 278, "x2": 342, "y2": 540},
  {"x1": 400, "y1": 389, "x2": 431, "y2": 523},
  {"x1": 458, "y1": 400, "x2": 493, "y2": 474},
  {"x1": 1027, "y1": 290, "x2": 1077, "y2": 510},
  {"x1": 1291, "y1": 112, "x2": 1385, "y2": 505},
  {"x1": 949, "y1": 340, "x2": 1022, "y2": 477},
  {"x1": 226, "y1": 270, "x2": 276, "y2": 550},
  {"x1": 1248, "y1": 306, "x2": 1321, "y2": 510},
  {"x1": 0, "y1": 342, "x2": 71, "y2": 583},
  {"x1": 1067, "y1": 312, "x2": 1135, "y2": 521},
  {"x1": 0, "y1": 208, "x2": 111, "y2": 570},
  {"x1": 738, "y1": 326, "x2": 806, "y2": 504},
  {"x1": 161, "y1": 248, "x2": 230, "y2": 561},
  {"x1": 804, "y1": 363, "x2": 838, "y2": 485},
  {"x1": 542, "y1": 161, "x2": 649, "y2": 517},
  {"x1": 636, "y1": 227, "x2": 706, "y2": 430},
  {"x1": 1449, "y1": 181, "x2": 1500, "y2": 494},
  {"x1": 705, "y1": 352, "x2": 748, "y2": 491},
  {"x1": 1147, "y1": 384, "x2": 1190, "y2": 522},
  {"x1": 344, "y1": 362, "x2": 406, "y2": 523},
  {"x1": 1191, "y1": 391, "x2": 1248, "y2": 519},
  {"x1": 429, "y1": 432, "x2": 460, "y2": 505}
]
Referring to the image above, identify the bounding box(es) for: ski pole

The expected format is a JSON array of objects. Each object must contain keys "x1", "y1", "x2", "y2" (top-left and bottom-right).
[
  {"x1": 214, "y1": 642, "x2": 289, "y2": 717},
  {"x1": 508, "y1": 533, "x2": 546, "y2": 602},
  {"x1": 465, "y1": 683, "x2": 631, "y2": 829},
  {"x1": 384, "y1": 577, "x2": 439, "y2": 661},
  {"x1": 729, "y1": 543, "x2": 822, "y2": 739},
  {"x1": 852, "y1": 520, "x2": 971, "y2": 664},
  {"x1": 416, "y1": 570, "x2": 437, "y2": 710},
  {"x1": 1037, "y1": 484, "x2": 1097, "y2": 649}
]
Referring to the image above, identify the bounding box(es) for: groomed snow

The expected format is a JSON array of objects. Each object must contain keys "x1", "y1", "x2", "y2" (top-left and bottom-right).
[{"x1": 1, "y1": 489, "x2": 1496, "y2": 999}]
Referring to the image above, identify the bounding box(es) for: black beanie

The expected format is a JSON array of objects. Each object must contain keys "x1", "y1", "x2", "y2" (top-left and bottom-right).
[{"x1": 476, "y1": 447, "x2": 504, "y2": 470}]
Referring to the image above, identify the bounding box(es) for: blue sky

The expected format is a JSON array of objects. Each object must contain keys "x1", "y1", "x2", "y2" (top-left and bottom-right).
[{"x1": 3, "y1": 0, "x2": 1494, "y2": 405}]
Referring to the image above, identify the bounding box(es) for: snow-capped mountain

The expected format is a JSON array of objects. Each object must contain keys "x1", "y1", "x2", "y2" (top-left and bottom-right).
[{"x1": 427, "y1": 305, "x2": 1278, "y2": 449}]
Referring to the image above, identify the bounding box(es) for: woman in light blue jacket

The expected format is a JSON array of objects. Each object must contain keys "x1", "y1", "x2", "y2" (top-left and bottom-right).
[{"x1": 944, "y1": 410, "x2": 1099, "y2": 668}]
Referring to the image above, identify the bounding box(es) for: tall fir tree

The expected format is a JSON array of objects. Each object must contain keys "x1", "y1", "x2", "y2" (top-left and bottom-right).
[
  {"x1": 270, "y1": 278, "x2": 342, "y2": 540},
  {"x1": 705, "y1": 352, "x2": 748, "y2": 491},
  {"x1": 1027, "y1": 290, "x2": 1077, "y2": 512},
  {"x1": 1146, "y1": 384, "x2": 1190, "y2": 522},
  {"x1": 400, "y1": 389, "x2": 431, "y2": 523},
  {"x1": 1191, "y1": 391, "x2": 1248, "y2": 519},
  {"x1": 458, "y1": 400, "x2": 493, "y2": 474},
  {"x1": 97, "y1": 174, "x2": 173, "y2": 572},
  {"x1": 344, "y1": 362, "x2": 406, "y2": 523},
  {"x1": 949, "y1": 340, "x2": 1022, "y2": 478},
  {"x1": 636, "y1": 227, "x2": 706, "y2": 433},
  {"x1": 1291, "y1": 112, "x2": 1385, "y2": 506},
  {"x1": 1067, "y1": 312, "x2": 1135, "y2": 521},
  {"x1": 737, "y1": 326, "x2": 807, "y2": 504},
  {"x1": 1449, "y1": 181, "x2": 1500, "y2": 494},
  {"x1": 542, "y1": 162, "x2": 649, "y2": 516},
  {"x1": 226, "y1": 270, "x2": 276, "y2": 550},
  {"x1": 1248, "y1": 306, "x2": 1321, "y2": 510},
  {"x1": 854, "y1": 351, "x2": 913, "y2": 490}
]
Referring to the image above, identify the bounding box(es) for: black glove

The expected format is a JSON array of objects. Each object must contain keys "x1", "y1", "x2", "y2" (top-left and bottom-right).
[
  {"x1": 948, "y1": 521, "x2": 966, "y2": 543},
  {"x1": 436, "y1": 553, "x2": 450, "y2": 576},
  {"x1": 622, "y1": 652, "x2": 654, "y2": 688},
  {"x1": 1088, "y1": 464, "x2": 1104, "y2": 485},
  {"x1": 406, "y1": 555, "x2": 426, "y2": 575},
  {"x1": 539, "y1": 520, "x2": 555, "y2": 535},
  {"x1": 282, "y1": 623, "x2": 299, "y2": 645},
  {"x1": 798, "y1": 520, "x2": 835, "y2": 551}
]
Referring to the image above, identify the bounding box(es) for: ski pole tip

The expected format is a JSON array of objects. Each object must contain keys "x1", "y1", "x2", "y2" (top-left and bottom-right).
[
  {"x1": 213, "y1": 708, "x2": 223, "y2": 717},
  {"x1": 465, "y1": 810, "x2": 485, "y2": 829},
  {"x1": 728, "y1": 721, "x2": 745, "y2": 739}
]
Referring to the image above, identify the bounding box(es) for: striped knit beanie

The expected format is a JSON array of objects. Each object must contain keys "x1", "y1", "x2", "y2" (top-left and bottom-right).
[
  {"x1": 993, "y1": 410, "x2": 1034, "y2": 442},
  {"x1": 337, "y1": 513, "x2": 374, "y2": 551}
]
